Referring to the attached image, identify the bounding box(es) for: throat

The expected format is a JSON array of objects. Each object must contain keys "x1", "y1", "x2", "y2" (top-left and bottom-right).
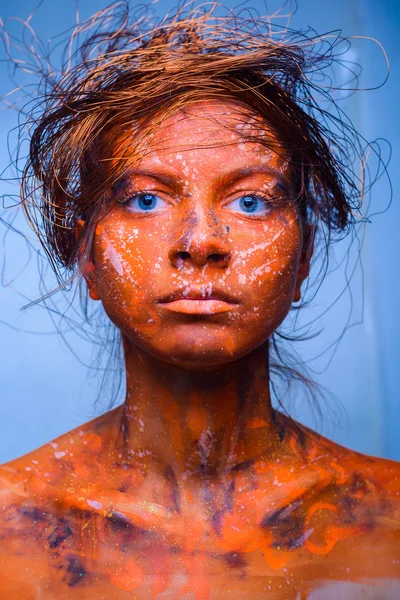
[{"x1": 114, "y1": 339, "x2": 282, "y2": 483}]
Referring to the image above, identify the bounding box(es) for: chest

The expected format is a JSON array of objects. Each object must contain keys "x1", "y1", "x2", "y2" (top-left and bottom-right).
[{"x1": 3, "y1": 507, "x2": 399, "y2": 600}]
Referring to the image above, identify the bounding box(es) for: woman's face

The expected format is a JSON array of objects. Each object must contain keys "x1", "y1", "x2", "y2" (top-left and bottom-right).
[{"x1": 88, "y1": 101, "x2": 309, "y2": 368}]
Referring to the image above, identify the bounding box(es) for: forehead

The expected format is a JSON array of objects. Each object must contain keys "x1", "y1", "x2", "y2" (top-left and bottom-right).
[
  {"x1": 114, "y1": 100, "x2": 289, "y2": 174},
  {"x1": 149, "y1": 100, "x2": 270, "y2": 146}
]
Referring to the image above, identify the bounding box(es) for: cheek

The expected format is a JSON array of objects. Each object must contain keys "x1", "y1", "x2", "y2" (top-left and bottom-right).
[
  {"x1": 231, "y1": 212, "x2": 302, "y2": 317},
  {"x1": 92, "y1": 220, "x2": 165, "y2": 330}
]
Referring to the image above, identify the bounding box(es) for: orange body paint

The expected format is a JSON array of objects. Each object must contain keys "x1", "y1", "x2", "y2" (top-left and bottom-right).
[{"x1": 1, "y1": 101, "x2": 399, "y2": 599}]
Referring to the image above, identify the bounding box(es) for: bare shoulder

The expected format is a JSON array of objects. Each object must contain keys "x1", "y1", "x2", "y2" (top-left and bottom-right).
[
  {"x1": 0, "y1": 407, "x2": 121, "y2": 508},
  {"x1": 349, "y1": 451, "x2": 400, "y2": 498},
  {"x1": 323, "y1": 429, "x2": 400, "y2": 497},
  {"x1": 0, "y1": 408, "x2": 122, "y2": 595},
  {"x1": 291, "y1": 419, "x2": 400, "y2": 494}
]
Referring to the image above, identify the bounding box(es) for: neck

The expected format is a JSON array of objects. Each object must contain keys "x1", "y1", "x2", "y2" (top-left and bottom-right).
[{"x1": 116, "y1": 339, "x2": 282, "y2": 484}]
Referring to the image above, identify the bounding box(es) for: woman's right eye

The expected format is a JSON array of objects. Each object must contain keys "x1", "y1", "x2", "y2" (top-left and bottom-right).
[{"x1": 122, "y1": 192, "x2": 169, "y2": 213}]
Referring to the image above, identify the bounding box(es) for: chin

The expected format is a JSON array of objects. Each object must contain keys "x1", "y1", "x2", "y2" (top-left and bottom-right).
[
  {"x1": 149, "y1": 345, "x2": 240, "y2": 370},
  {"x1": 159, "y1": 353, "x2": 240, "y2": 371},
  {"x1": 139, "y1": 335, "x2": 265, "y2": 371}
]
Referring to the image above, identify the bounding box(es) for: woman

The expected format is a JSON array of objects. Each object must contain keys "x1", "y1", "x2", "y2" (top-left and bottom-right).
[{"x1": 0, "y1": 2, "x2": 399, "y2": 598}]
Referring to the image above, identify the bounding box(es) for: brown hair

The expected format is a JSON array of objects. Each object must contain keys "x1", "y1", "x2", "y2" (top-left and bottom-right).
[{"x1": 18, "y1": 1, "x2": 363, "y2": 290}]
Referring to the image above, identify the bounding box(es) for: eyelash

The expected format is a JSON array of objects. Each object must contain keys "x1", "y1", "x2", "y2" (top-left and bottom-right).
[
  {"x1": 225, "y1": 193, "x2": 276, "y2": 217},
  {"x1": 118, "y1": 190, "x2": 169, "y2": 210},
  {"x1": 118, "y1": 189, "x2": 278, "y2": 217}
]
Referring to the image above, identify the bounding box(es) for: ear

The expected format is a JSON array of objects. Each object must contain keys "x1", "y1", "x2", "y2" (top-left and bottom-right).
[
  {"x1": 75, "y1": 219, "x2": 101, "y2": 301},
  {"x1": 293, "y1": 223, "x2": 315, "y2": 303}
]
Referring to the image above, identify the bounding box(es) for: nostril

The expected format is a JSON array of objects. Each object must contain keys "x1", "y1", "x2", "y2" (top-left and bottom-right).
[
  {"x1": 172, "y1": 249, "x2": 231, "y2": 267},
  {"x1": 209, "y1": 253, "x2": 231, "y2": 264},
  {"x1": 177, "y1": 251, "x2": 191, "y2": 260},
  {"x1": 209, "y1": 253, "x2": 223, "y2": 262}
]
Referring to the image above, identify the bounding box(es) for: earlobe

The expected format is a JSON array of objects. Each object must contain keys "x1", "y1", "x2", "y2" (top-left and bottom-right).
[
  {"x1": 75, "y1": 219, "x2": 101, "y2": 301},
  {"x1": 88, "y1": 287, "x2": 101, "y2": 301},
  {"x1": 293, "y1": 264, "x2": 309, "y2": 303},
  {"x1": 84, "y1": 260, "x2": 101, "y2": 301},
  {"x1": 293, "y1": 223, "x2": 315, "y2": 303}
]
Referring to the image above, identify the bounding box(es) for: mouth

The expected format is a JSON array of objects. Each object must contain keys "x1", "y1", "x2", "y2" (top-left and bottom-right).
[{"x1": 158, "y1": 288, "x2": 239, "y2": 315}]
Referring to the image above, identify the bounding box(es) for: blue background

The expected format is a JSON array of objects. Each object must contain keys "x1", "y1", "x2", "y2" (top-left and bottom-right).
[{"x1": 0, "y1": 0, "x2": 399, "y2": 463}]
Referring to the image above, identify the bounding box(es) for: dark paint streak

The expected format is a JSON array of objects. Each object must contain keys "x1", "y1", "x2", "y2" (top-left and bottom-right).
[
  {"x1": 223, "y1": 552, "x2": 247, "y2": 569},
  {"x1": 261, "y1": 499, "x2": 302, "y2": 528},
  {"x1": 105, "y1": 512, "x2": 149, "y2": 549},
  {"x1": 229, "y1": 459, "x2": 255, "y2": 473},
  {"x1": 19, "y1": 507, "x2": 47, "y2": 522},
  {"x1": 224, "y1": 480, "x2": 235, "y2": 512},
  {"x1": 64, "y1": 554, "x2": 88, "y2": 587},
  {"x1": 261, "y1": 500, "x2": 306, "y2": 551},
  {"x1": 337, "y1": 495, "x2": 358, "y2": 525},
  {"x1": 165, "y1": 465, "x2": 181, "y2": 513},
  {"x1": 114, "y1": 461, "x2": 138, "y2": 471},
  {"x1": 211, "y1": 510, "x2": 224, "y2": 537},
  {"x1": 47, "y1": 518, "x2": 73, "y2": 549},
  {"x1": 350, "y1": 473, "x2": 369, "y2": 495}
]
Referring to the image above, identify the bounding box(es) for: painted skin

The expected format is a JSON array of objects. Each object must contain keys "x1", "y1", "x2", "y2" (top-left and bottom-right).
[{"x1": 0, "y1": 102, "x2": 399, "y2": 599}]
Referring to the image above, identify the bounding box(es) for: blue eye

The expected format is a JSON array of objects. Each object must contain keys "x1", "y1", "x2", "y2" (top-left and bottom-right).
[
  {"x1": 123, "y1": 193, "x2": 168, "y2": 213},
  {"x1": 226, "y1": 195, "x2": 271, "y2": 216}
]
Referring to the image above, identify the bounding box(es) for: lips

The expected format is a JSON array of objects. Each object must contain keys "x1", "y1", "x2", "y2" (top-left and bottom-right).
[{"x1": 158, "y1": 288, "x2": 239, "y2": 315}]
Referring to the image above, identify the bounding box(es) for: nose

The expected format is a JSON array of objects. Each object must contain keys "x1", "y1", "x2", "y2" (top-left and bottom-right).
[{"x1": 168, "y1": 206, "x2": 231, "y2": 269}]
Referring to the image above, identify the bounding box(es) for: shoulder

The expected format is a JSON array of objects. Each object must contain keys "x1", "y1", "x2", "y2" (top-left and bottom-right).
[
  {"x1": 275, "y1": 422, "x2": 400, "y2": 578},
  {"x1": 299, "y1": 424, "x2": 400, "y2": 554},
  {"x1": 0, "y1": 407, "x2": 121, "y2": 509},
  {"x1": 315, "y1": 427, "x2": 400, "y2": 498},
  {"x1": 289, "y1": 419, "x2": 400, "y2": 493},
  {"x1": 281, "y1": 418, "x2": 400, "y2": 527},
  {"x1": 0, "y1": 408, "x2": 122, "y2": 591}
]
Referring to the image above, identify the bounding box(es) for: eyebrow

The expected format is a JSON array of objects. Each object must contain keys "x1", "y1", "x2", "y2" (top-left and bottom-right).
[
  {"x1": 213, "y1": 166, "x2": 290, "y2": 193},
  {"x1": 120, "y1": 165, "x2": 290, "y2": 194},
  {"x1": 119, "y1": 170, "x2": 180, "y2": 192}
]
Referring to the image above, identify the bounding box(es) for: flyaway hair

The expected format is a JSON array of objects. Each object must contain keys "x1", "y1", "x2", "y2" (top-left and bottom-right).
[{"x1": 6, "y1": 0, "x2": 367, "y2": 288}]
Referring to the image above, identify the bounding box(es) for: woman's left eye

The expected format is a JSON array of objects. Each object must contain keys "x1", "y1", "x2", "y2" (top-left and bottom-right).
[
  {"x1": 122, "y1": 193, "x2": 169, "y2": 213},
  {"x1": 225, "y1": 194, "x2": 272, "y2": 216}
]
